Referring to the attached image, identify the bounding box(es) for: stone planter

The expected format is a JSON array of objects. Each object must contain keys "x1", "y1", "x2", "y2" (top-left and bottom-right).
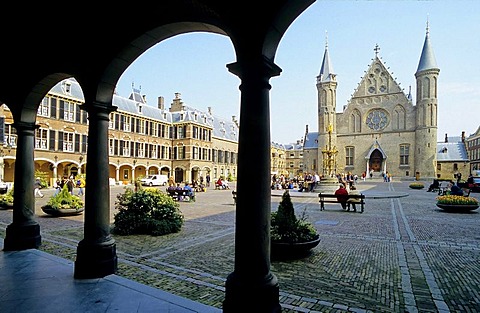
[
  {"x1": 41, "y1": 205, "x2": 84, "y2": 216},
  {"x1": 271, "y1": 237, "x2": 320, "y2": 260},
  {"x1": 0, "y1": 202, "x2": 13, "y2": 210},
  {"x1": 409, "y1": 184, "x2": 424, "y2": 190},
  {"x1": 436, "y1": 203, "x2": 479, "y2": 212}
]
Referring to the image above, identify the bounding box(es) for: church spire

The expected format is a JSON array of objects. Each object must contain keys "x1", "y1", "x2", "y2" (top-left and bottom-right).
[
  {"x1": 317, "y1": 31, "x2": 336, "y2": 83},
  {"x1": 416, "y1": 18, "x2": 438, "y2": 73}
]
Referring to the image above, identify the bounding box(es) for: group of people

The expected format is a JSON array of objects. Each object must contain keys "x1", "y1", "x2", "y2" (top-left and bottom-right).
[
  {"x1": 216, "y1": 178, "x2": 230, "y2": 189},
  {"x1": 427, "y1": 179, "x2": 465, "y2": 196},
  {"x1": 34, "y1": 175, "x2": 86, "y2": 198},
  {"x1": 167, "y1": 182, "x2": 195, "y2": 201},
  {"x1": 54, "y1": 176, "x2": 85, "y2": 196}
]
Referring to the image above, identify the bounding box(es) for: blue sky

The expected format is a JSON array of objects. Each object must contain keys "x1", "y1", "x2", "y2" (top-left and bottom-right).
[{"x1": 117, "y1": 0, "x2": 480, "y2": 145}]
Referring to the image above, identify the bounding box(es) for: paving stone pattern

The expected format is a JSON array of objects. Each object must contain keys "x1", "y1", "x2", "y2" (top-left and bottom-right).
[{"x1": 1, "y1": 181, "x2": 479, "y2": 312}]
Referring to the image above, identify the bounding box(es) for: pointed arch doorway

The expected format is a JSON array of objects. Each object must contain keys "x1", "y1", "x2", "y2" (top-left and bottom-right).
[{"x1": 369, "y1": 149, "x2": 383, "y2": 172}]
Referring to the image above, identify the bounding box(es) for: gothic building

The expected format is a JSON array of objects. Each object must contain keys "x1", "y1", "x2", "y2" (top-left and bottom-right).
[{"x1": 303, "y1": 25, "x2": 440, "y2": 180}]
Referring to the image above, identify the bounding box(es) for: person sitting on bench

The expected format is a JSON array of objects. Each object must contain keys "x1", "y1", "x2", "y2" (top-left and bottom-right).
[
  {"x1": 427, "y1": 179, "x2": 439, "y2": 192},
  {"x1": 334, "y1": 183, "x2": 348, "y2": 210},
  {"x1": 450, "y1": 183, "x2": 464, "y2": 196},
  {"x1": 184, "y1": 182, "x2": 195, "y2": 201},
  {"x1": 347, "y1": 185, "x2": 361, "y2": 212}
]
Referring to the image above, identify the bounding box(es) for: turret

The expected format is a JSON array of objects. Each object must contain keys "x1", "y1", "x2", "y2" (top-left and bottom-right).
[
  {"x1": 414, "y1": 21, "x2": 440, "y2": 179},
  {"x1": 316, "y1": 34, "x2": 337, "y2": 175}
]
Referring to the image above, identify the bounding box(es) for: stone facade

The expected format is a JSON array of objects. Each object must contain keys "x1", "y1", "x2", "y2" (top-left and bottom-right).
[{"x1": 304, "y1": 28, "x2": 440, "y2": 180}]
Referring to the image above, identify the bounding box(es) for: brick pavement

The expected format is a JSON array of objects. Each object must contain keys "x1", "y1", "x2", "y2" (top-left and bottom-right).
[{"x1": 1, "y1": 180, "x2": 480, "y2": 312}]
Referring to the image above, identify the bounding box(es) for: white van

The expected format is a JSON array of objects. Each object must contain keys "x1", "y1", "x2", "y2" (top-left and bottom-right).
[{"x1": 140, "y1": 174, "x2": 169, "y2": 186}]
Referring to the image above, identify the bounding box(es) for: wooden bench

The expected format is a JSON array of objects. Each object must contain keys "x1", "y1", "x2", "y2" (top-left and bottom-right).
[
  {"x1": 318, "y1": 192, "x2": 365, "y2": 213},
  {"x1": 166, "y1": 189, "x2": 195, "y2": 202}
]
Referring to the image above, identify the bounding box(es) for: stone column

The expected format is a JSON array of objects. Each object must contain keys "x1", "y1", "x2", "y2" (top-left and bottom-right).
[
  {"x1": 74, "y1": 101, "x2": 117, "y2": 278},
  {"x1": 115, "y1": 165, "x2": 120, "y2": 184},
  {"x1": 223, "y1": 56, "x2": 282, "y2": 313},
  {"x1": 3, "y1": 122, "x2": 41, "y2": 250}
]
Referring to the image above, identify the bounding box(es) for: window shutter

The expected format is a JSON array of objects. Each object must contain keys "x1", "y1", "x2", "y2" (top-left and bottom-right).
[
  {"x1": 58, "y1": 131, "x2": 64, "y2": 151},
  {"x1": 59, "y1": 100, "x2": 65, "y2": 120},
  {"x1": 75, "y1": 134, "x2": 80, "y2": 152},
  {"x1": 49, "y1": 130, "x2": 56, "y2": 151},
  {"x1": 50, "y1": 98, "x2": 57, "y2": 119}
]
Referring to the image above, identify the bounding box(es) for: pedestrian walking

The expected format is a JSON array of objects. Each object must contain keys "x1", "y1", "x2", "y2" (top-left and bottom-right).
[
  {"x1": 34, "y1": 177, "x2": 44, "y2": 198},
  {"x1": 77, "y1": 177, "x2": 85, "y2": 196}
]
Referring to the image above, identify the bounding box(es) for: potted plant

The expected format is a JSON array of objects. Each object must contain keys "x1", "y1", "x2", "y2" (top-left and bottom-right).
[
  {"x1": 0, "y1": 187, "x2": 14, "y2": 209},
  {"x1": 270, "y1": 190, "x2": 320, "y2": 260},
  {"x1": 436, "y1": 194, "x2": 479, "y2": 212},
  {"x1": 409, "y1": 182, "x2": 425, "y2": 189},
  {"x1": 41, "y1": 184, "x2": 84, "y2": 216}
]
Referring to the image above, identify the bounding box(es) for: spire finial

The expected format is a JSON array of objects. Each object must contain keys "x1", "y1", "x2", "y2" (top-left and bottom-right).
[
  {"x1": 374, "y1": 44, "x2": 380, "y2": 57},
  {"x1": 426, "y1": 14, "x2": 430, "y2": 35},
  {"x1": 325, "y1": 30, "x2": 328, "y2": 49}
]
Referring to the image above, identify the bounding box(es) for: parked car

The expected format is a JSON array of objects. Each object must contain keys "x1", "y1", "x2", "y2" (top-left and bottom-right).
[
  {"x1": 140, "y1": 174, "x2": 169, "y2": 187},
  {"x1": 0, "y1": 180, "x2": 8, "y2": 194},
  {"x1": 459, "y1": 176, "x2": 480, "y2": 193},
  {"x1": 467, "y1": 176, "x2": 480, "y2": 193}
]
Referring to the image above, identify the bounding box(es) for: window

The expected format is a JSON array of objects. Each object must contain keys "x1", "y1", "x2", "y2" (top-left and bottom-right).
[
  {"x1": 437, "y1": 163, "x2": 441, "y2": 171},
  {"x1": 109, "y1": 113, "x2": 115, "y2": 129},
  {"x1": 63, "y1": 101, "x2": 75, "y2": 122},
  {"x1": 63, "y1": 132, "x2": 74, "y2": 152},
  {"x1": 61, "y1": 81, "x2": 72, "y2": 95},
  {"x1": 38, "y1": 98, "x2": 49, "y2": 117},
  {"x1": 400, "y1": 144, "x2": 410, "y2": 165},
  {"x1": 137, "y1": 142, "x2": 145, "y2": 158},
  {"x1": 124, "y1": 116, "x2": 131, "y2": 132},
  {"x1": 122, "y1": 141, "x2": 130, "y2": 157},
  {"x1": 109, "y1": 139, "x2": 114, "y2": 156},
  {"x1": 345, "y1": 146, "x2": 354, "y2": 166},
  {"x1": 35, "y1": 128, "x2": 48, "y2": 150}
]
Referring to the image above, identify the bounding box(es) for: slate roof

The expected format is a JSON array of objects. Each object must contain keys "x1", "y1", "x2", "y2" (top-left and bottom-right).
[
  {"x1": 48, "y1": 78, "x2": 239, "y2": 142},
  {"x1": 437, "y1": 137, "x2": 468, "y2": 162}
]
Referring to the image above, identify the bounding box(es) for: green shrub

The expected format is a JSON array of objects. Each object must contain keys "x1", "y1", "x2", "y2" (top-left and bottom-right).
[
  {"x1": 0, "y1": 187, "x2": 14, "y2": 207},
  {"x1": 271, "y1": 190, "x2": 319, "y2": 243},
  {"x1": 112, "y1": 188, "x2": 184, "y2": 236}
]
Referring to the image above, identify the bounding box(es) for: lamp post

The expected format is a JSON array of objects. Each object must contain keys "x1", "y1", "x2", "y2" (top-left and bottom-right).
[{"x1": 79, "y1": 155, "x2": 84, "y2": 175}]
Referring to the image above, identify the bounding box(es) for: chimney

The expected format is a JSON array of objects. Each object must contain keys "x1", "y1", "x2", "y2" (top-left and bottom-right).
[
  {"x1": 462, "y1": 131, "x2": 465, "y2": 142},
  {"x1": 445, "y1": 133, "x2": 448, "y2": 143},
  {"x1": 157, "y1": 96, "x2": 164, "y2": 110}
]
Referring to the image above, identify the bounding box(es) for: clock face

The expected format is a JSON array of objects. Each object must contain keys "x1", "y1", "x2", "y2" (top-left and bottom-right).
[{"x1": 366, "y1": 109, "x2": 388, "y2": 130}]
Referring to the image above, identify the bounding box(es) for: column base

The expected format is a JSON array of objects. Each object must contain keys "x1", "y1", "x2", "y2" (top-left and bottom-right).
[
  {"x1": 74, "y1": 239, "x2": 117, "y2": 279},
  {"x1": 223, "y1": 271, "x2": 281, "y2": 313},
  {"x1": 3, "y1": 223, "x2": 41, "y2": 251}
]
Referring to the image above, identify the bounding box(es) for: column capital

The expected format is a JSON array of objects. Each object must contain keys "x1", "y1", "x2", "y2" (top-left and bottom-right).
[
  {"x1": 82, "y1": 101, "x2": 118, "y2": 121},
  {"x1": 227, "y1": 55, "x2": 282, "y2": 81},
  {"x1": 12, "y1": 121, "x2": 39, "y2": 134}
]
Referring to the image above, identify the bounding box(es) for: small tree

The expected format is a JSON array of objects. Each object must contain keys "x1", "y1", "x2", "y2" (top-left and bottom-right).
[{"x1": 271, "y1": 190, "x2": 319, "y2": 244}]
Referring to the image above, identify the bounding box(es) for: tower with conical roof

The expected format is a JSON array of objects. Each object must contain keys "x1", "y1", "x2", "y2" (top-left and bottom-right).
[
  {"x1": 414, "y1": 21, "x2": 440, "y2": 179},
  {"x1": 316, "y1": 34, "x2": 337, "y2": 176}
]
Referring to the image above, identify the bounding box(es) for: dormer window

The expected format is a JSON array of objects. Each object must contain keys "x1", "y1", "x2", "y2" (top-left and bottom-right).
[{"x1": 62, "y1": 81, "x2": 72, "y2": 95}]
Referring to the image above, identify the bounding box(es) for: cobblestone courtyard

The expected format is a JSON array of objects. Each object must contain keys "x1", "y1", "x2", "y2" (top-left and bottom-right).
[{"x1": 1, "y1": 179, "x2": 479, "y2": 312}]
